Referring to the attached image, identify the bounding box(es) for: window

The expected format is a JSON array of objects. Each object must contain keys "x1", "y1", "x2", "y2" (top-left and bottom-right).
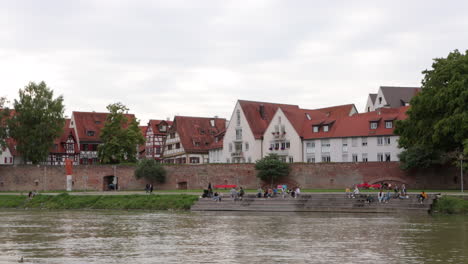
[
  {"x1": 176, "y1": 143, "x2": 180, "y2": 149},
  {"x1": 385, "y1": 121, "x2": 393, "y2": 128},
  {"x1": 362, "y1": 153, "x2": 368, "y2": 162},
  {"x1": 245, "y1": 142, "x2": 249, "y2": 151},
  {"x1": 377, "y1": 153, "x2": 384, "y2": 162},
  {"x1": 170, "y1": 133, "x2": 175, "y2": 139},
  {"x1": 306, "y1": 113, "x2": 311, "y2": 120},
  {"x1": 235, "y1": 143, "x2": 242, "y2": 152},
  {"x1": 86, "y1": 130, "x2": 95, "y2": 137},
  {"x1": 248, "y1": 157, "x2": 251, "y2": 163},
  {"x1": 321, "y1": 140, "x2": 330, "y2": 153},
  {"x1": 167, "y1": 144, "x2": 173, "y2": 150},
  {"x1": 323, "y1": 125, "x2": 329, "y2": 132},
  {"x1": 194, "y1": 142, "x2": 200, "y2": 147},
  {"x1": 155, "y1": 147, "x2": 161, "y2": 154},
  {"x1": 352, "y1": 154, "x2": 358, "y2": 162},
  {"x1": 313, "y1": 126, "x2": 319, "y2": 133},
  {"x1": 95, "y1": 121, "x2": 101, "y2": 124},
  {"x1": 281, "y1": 142, "x2": 286, "y2": 150},
  {"x1": 342, "y1": 154, "x2": 348, "y2": 162},
  {"x1": 4, "y1": 157, "x2": 6, "y2": 163},
  {"x1": 288, "y1": 157, "x2": 294, "y2": 163},
  {"x1": 352, "y1": 138, "x2": 358, "y2": 147},
  {"x1": 307, "y1": 157, "x2": 315, "y2": 163},
  {"x1": 270, "y1": 143, "x2": 275, "y2": 150},
  {"x1": 200, "y1": 129, "x2": 205, "y2": 135},
  {"x1": 362, "y1": 137, "x2": 368, "y2": 146},
  {"x1": 306, "y1": 142, "x2": 315, "y2": 153},
  {"x1": 377, "y1": 137, "x2": 383, "y2": 146},
  {"x1": 236, "y1": 110, "x2": 241, "y2": 126},
  {"x1": 229, "y1": 143, "x2": 232, "y2": 152},
  {"x1": 281, "y1": 125, "x2": 285, "y2": 133},
  {"x1": 385, "y1": 153, "x2": 391, "y2": 162},
  {"x1": 279, "y1": 156, "x2": 287, "y2": 162},
  {"x1": 236, "y1": 129, "x2": 242, "y2": 140},
  {"x1": 384, "y1": 137, "x2": 391, "y2": 145},
  {"x1": 82, "y1": 144, "x2": 89, "y2": 151},
  {"x1": 321, "y1": 155, "x2": 331, "y2": 162},
  {"x1": 9, "y1": 157, "x2": 13, "y2": 163},
  {"x1": 342, "y1": 139, "x2": 348, "y2": 152},
  {"x1": 190, "y1": 157, "x2": 200, "y2": 163},
  {"x1": 379, "y1": 97, "x2": 382, "y2": 104},
  {"x1": 286, "y1": 142, "x2": 290, "y2": 149},
  {"x1": 370, "y1": 122, "x2": 378, "y2": 129},
  {"x1": 160, "y1": 125, "x2": 166, "y2": 132}
]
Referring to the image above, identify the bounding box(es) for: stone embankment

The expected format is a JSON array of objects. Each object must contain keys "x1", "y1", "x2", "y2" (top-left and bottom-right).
[{"x1": 191, "y1": 193, "x2": 434, "y2": 213}]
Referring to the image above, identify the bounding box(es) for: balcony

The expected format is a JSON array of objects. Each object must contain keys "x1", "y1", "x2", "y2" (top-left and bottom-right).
[
  {"x1": 272, "y1": 131, "x2": 287, "y2": 139},
  {"x1": 231, "y1": 151, "x2": 244, "y2": 157}
]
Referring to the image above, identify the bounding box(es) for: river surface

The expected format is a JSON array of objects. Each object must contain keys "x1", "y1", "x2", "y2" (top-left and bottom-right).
[{"x1": 0, "y1": 210, "x2": 466, "y2": 264}]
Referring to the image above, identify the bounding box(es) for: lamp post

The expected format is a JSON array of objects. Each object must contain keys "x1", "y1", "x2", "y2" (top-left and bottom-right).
[{"x1": 460, "y1": 154, "x2": 464, "y2": 193}]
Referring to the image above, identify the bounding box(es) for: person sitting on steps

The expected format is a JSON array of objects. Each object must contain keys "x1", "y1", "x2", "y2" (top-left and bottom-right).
[{"x1": 418, "y1": 191, "x2": 428, "y2": 204}]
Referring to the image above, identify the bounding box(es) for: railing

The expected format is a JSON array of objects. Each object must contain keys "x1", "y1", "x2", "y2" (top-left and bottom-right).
[{"x1": 231, "y1": 152, "x2": 243, "y2": 157}]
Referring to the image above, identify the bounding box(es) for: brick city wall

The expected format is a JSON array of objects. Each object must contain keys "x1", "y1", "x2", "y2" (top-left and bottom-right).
[{"x1": 0, "y1": 162, "x2": 464, "y2": 191}]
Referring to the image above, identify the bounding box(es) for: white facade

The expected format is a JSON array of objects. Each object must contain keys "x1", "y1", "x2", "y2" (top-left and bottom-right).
[
  {"x1": 222, "y1": 102, "x2": 261, "y2": 163},
  {"x1": 303, "y1": 135, "x2": 402, "y2": 163},
  {"x1": 164, "y1": 132, "x2": 208, "y2": 164},
  {"x1": 209, "y1": 148, "x2": 223, "y2": 163},
  {"x1": 262, "y1": 109, "x2": 302, "y2": 163},
  {"x1": 365, "y1": 95, "x2": 376, "y2": 112},
  {"x1": 0, "y1": 148, "x2": 14, "y2": 165}
]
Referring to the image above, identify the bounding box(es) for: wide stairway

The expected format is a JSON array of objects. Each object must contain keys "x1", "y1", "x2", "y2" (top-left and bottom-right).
[{"x1": 190, "y1": 193, "x2": 434, "y2": 214}]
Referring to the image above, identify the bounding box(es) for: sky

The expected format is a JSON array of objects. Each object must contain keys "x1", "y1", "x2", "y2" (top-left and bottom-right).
[{"x1": 1, "y1": 0, "x2": 468, "y2": 125}]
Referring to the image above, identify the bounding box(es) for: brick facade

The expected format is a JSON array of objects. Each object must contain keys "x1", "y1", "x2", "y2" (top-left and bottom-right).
[{"x1": 0, "y1": 162, "x2": 464, "y2": 191}]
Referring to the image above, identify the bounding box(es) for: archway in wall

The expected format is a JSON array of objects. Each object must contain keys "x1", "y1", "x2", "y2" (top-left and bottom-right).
[
  {"x1": 177, "y1": 181, "x2": 188, "y2": 190},
  {"x1": 103, "y1": 175, "x2": 118, "y2": 191}
]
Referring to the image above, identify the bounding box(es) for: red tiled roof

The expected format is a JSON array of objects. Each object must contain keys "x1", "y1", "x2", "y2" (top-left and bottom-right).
[
  {"x1": 72, "y1": 111, "x2": 136, "y2": 142},
  {"x1": 208, "y1": 130, "x2": 225, "y2": 150},
  {"x1": 5, "y1": 138, "x2": 17, "y2": 156},
  {"x1": 238, "y1": 100, "x2": 300, "y2": 139},
  {"x1": 50, "y1": 119, "x2": 79, "y2": 153},
  {"x1": 302, "y1": 106, "x2": 409, "y2": 139},
  {"x1": 170, "y1": 116, "x2": 226, "y2": 153},
  {"x1": 147, "y1": 119, "x2": 172, "y2": 136}
]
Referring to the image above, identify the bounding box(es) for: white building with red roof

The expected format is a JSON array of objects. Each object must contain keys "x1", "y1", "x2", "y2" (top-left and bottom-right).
[
  {"x1": 303, "y1": 106, "x2": 408, "y2": 163},
  {"x1": 163, "y1": 116, "x2": 226, "y2": 164},
  {"x1": 0, "y1": 139, "x2": 14, "y2": 165},
  {"x1": 43, "y1": 119, "x2": 80, "y2": 165}
]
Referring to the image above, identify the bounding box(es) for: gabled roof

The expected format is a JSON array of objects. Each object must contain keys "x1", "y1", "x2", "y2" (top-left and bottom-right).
[
  {"x1": 147, "y1": 119, "x2": 172, "y2": 136},
  {"x1": 302, "y1": 106, "x2": 409, "y2": 139},
  {"x1": 50, "y1": 119, "x2": 79, "y2": 153},
  {"x1": 170, "y1": 116, "x2": 226, "y2": 153},
  {"x1": 72, "y1": 111, "x2": 136, "y2": 142},
  {"x1": 380, "y1": 86, "x2": 421, "y2": 108},
  {"x1": 238, "y1": 100, "x2": 300, "y2": 139},
  {"x1": 369, "y1": 93, "x2": 377, "y2": 104}
]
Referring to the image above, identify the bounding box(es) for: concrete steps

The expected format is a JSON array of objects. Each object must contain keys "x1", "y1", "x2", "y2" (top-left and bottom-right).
[{"x1": 191, "y1": 193, "x2": 434, "y2": 214}]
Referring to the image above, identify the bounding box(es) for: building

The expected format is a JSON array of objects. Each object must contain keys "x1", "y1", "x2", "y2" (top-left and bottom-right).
[
  {"x1": 208, "y1": 130, "x2": 225, "y2": 163},
  {"x1": 365, "y1": 86, "x2": 421, "y2": 112},
  {"x1": 262, "y1": 104, "x2": 357, "y2": 163},
  {"x1": 44, "y1": 119, "x2": 80, "y2": 165},
  {"x1": 143, "y1": 119, "x2": 172, "y2": 161},
  {"x1": 0, "y1": 139, "x2": 14, "y2": 165},
  {"x1": 70, "y1": 111, "x2": 137, "y2": 165},
  {"x1": 163, "y1": 116, "x2": 226, "y2": 164},
  {"x1": 303, "y1": 106, "x2": 408, "y2": 163}
]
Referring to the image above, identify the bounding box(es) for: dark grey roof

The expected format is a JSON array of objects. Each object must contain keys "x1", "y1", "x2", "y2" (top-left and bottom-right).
[
  {"x1": 380, "y1": 86, "x2": 421, "y2": 108},
  {"x1": 369, "y1": 93, "x2": 377, "y2": 104}
]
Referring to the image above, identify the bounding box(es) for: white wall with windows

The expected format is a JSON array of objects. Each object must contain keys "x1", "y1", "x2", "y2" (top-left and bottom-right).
[
  {"x1": 263, "y1": 109, "x2": 302, "y2": 163},
  {"x1": 209, "y1": 148, "x2": 223, "y2": 163},
  {"x1": 303, "y1": 135, "x2": 402, "y2": 163},
  {"x1": 0, "y1": 148, "x2": 14, "y2": 165},
  {"x1": 222, "y1": 101, "x2": 260, "y2": 163}
]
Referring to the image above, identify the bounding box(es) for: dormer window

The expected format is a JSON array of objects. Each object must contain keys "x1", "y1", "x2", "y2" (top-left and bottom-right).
[
  {"x1": 313, "y1": 126, "x2": 319, "y2": 133},
  {"x1": 87, "y1": 130, "x2": 95, "y2": 136},
  {"x1": 194, "y1": 141, "x2": 200, "y2": 146},
  {"x1": 323, "y1": 125, "x2": 329, "y2": 132},
  {"x1": 370, "y1": 122, "x2": 378, "y2": 129},
  {"x1": 305, "y1": 113, "x2": 311, "y2": 120},
  {"x1": 200, "y1": 129, "x2": 205, "y2": 135},
  {"x1": 160, "y1": 125, "x2": 166, "y2": 132},
  {"x1": 385, "y1": 121, "x2": 393, "y2": 128}
]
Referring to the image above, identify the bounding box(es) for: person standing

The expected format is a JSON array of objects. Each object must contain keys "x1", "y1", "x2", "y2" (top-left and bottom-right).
[
  {"x1": 145, "y1": 184, "x2": 150, "y2": 193},
  {"x1": 149, "y1": 184, "x2": 153, "y2": 194},
  {"x1": 295, "y1": 187, "x2": 301, "y2": 198},
  {"x1": 377, "y1": 190, "x2": 385, "y2": 203}
]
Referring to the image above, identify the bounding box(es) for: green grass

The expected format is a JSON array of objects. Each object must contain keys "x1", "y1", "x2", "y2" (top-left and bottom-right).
[
  {"x1": 432, "y1": 196, "x2": 468, "y2": 214},
  {"x1": 0, "y1": 193, "x2": 199, "y2": 210}
]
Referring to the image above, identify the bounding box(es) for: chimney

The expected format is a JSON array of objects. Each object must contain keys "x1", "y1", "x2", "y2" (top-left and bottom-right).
[{"x1": 259, "y1": 104, "x2": 265, "y2": 119}]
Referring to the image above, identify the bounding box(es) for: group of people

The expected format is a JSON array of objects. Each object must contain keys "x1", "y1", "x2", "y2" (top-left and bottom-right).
[
  {"x1": 347, "y1": 183, "x2": 429, "y2": 204},
  {"x1": 256, "y1": 186, "x2": 301, "y2": 199},
  {"x1": 145, "y1": 184, "x2": 154, "y2": 194},
  {"x1": 230, "y1": 187, "x2": 245, "y2": 201}
]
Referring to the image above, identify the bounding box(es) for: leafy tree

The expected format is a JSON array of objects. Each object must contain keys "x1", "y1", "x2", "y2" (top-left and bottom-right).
[
  {"x1": 134, "y1": 159, "x2": 166, "y2": 184},
  {"x1": 98, "y1": 102, "x2": 145, "y2": 164},
  {"x1": 395, "y1": 50, "x2": 468, "y2": 170},
  {"x1": 0, "y1": 97, "x2": 10, "y2": 153},
  {"x1": 255, "y1": 154, "x2": 290, "y2": 186},
  {"x1": 8, "y1": 82, "x2": 65, "y2": 164}
]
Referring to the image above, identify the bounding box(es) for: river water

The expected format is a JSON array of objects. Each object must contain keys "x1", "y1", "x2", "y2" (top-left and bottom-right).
[{"x1": 0, "y1": 210, "x2": 466, "y2": 264}]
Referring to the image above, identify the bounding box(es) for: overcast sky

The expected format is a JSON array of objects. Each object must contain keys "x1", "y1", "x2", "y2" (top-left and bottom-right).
[{"x1": 1, "y1": 0, "x2": 467, "y2": 124}]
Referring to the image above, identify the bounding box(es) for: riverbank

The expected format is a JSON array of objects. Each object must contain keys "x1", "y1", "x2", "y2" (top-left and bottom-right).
[
  {"x1": 0, "y1": 193, "x2": 198, "y2": 210},
  {"x1": 432, "y1": 196, "x2": 468, "y2": 214}
]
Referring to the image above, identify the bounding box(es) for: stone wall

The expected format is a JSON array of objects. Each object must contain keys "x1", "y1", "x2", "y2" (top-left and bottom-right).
[{"x1": 0, "y1": 162, "x2": 464, "y2": 191}]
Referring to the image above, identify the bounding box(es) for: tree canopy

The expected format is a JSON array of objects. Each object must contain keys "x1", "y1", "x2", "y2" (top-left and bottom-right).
[
  {"x1": 255, "y1": 154, "x2": 290, "y2": 186},
  {"x1": 395, "y1": 49, "x2": 468, "y2": 170},
  {"x1": 134, "y1": 159, "x2": 166, "y2": 184},
  {"x1": 0, "y1": 97, "x2": 9, "y2": 153},
  {"x1": 8, "y1": 82, "x2": 65, "y2": 164},
  {"x1": 98, "y1": 102, "x2": 145, "y2": 164}
]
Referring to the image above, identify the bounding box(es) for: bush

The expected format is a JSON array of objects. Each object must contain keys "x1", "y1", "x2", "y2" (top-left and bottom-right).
[
  {"x1": 433, "y1": 196, "x2": 468, "y2": 214},
  {"x1": 134, "y1": 159, "x2": 166, "y2": 184}
]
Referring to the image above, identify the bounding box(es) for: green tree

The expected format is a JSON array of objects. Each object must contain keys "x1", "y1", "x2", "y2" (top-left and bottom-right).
[
  {"x1": 98, "y1": 102, "x2": 145, "y2": 164},
  {"x1": 134, "y1": 159, "x2": 166, "y2": 184},
  {"x1": 255, "y1": 154, "x2": 290, "y2": 186},
  {"x1": 8, "y1": 82, "x2": 65, "y2": 164},
  {"x1": 395, "y1": 50, "x2": 468, "y2": 170},
  {"x1": 0, "y1": 97, "x2": 10, "y2": 152}
]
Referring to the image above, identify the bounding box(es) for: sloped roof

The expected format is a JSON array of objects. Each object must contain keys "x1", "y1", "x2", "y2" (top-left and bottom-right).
[
  {"x1": 147, "y1": 119, "x2": 172, "y2": 136},
  {"x1": 238, "y1": 100, "x2": 300, "y2": 139},
  {"x1": 170, "y1": 116, "x2": 226, "y2": 153},
  {"x1": 302, "y1": 106, "x2": 409, "y2": 139},
  {"x1": 72, "y1": 111, "x2": 136, "y2": 142},
  {"x1": 208, "y1": 130, "x2": 226, "y2": 150},
  {"x1": 380, "y1": 86, "x2": 421, "y2": 108},
  {"x1": 369, "y1": 94, "x2": 377, "y2": 104},
  {"x1": 50, "y1": 119, "x2": 79, "y2": 153}
]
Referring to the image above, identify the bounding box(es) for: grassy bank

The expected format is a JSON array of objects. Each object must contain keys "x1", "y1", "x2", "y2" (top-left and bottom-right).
[
  {"x1": 0, "y1": 193, "x2": 198, "y2": 210},
  {"x1": 432, "y1": 196, "x2": 468, "y2": 214}
]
